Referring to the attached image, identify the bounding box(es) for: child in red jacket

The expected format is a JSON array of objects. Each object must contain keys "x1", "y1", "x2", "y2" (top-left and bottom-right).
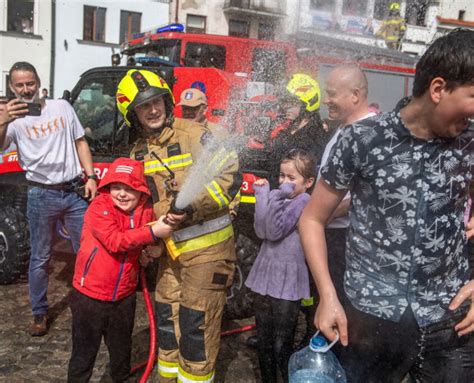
[{"x1": 68, "y1": 158, "x2": 172, "y2": 383}]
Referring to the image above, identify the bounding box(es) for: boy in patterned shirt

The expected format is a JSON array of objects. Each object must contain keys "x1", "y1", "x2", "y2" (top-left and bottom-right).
[{"x1": 300, "y1": 28, "x2": 474, "y2": 382}]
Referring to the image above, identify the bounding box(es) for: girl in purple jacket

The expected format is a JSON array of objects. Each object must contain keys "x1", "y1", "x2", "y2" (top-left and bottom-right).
[{"x1": 245, "y1": 149, "x2": 316, "y2": 383}]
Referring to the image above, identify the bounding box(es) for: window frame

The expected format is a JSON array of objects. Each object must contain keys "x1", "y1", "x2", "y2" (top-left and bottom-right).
[
  {"x1": 83, "y1": 5, "x2": 107, "y2": 42},
  {"x1": 186, "y1": 14, "x2": 207, "y2": 34},
  {"x1": 229, "y1": 19, "x2": 250, "y2": 38},
  {"x1": 119, "y1": 10, "x2": 142, "y2": 43},
  {"x1": 7, "y1": 0, "x2": 35, "y2": 34}
]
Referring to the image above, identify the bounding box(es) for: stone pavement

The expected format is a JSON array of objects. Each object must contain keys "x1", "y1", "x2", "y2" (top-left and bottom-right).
[{"x1": 0, "y1": 240, "x2": 262, "y2": 383}]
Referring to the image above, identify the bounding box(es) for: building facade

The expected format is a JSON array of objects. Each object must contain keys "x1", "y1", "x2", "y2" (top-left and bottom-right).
[
  {"x1": 0, "y1": 0, "x2": 169, "y2": 98},
  {"x1": 0, "y1": 0, "x2": 53, "y2": 97},
  {"x1": 291, "y1": 0, "x2": 474, "y2": 56},
  {"x1": 169, "y1": 0, "x2": 287, "y2": 40},
  {"x1": 54, "y1": 0, "x2": 170, "y2": 97}
]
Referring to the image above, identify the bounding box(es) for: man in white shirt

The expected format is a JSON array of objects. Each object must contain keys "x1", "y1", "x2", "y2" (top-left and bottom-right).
[
  {"x1": 319, "y1": 64, "x2": 376, "y2": 298},
  {"x1": 0, "y1": 62, "x2": 97, "y2": 336}
]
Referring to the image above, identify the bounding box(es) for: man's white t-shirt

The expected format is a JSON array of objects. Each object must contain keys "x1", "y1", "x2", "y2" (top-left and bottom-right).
[
  {"x1": 318, "y1": 112, "x2": 376, "y2": 229},
  {"x1": 6, "y1": 99, "x2": 85, "y2": 184}
]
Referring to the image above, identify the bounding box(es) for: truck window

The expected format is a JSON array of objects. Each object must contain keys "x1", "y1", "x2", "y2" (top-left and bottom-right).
[
  {"x1": 73, "y1": 79, "x2": 117, "y2": 154},
  {"x1": 252, "y1": 48, "x2": 287, "y2": 83},
  {"x1": 184, "y1": 42, "x2": 226, "y2": 69},
  {"x1": 127, "y1": 39, "x2": 181, "y2": 66}
]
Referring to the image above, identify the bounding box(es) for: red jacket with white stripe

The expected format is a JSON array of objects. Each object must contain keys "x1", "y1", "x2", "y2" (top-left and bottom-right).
[{"x1": 72, "y1": 158, "x2": 156, "y2": 301}]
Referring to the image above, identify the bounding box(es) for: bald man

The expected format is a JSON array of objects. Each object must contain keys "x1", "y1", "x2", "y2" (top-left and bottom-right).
[{"x1": 318, "y1": 64, "x2": 375, "y2": 298}]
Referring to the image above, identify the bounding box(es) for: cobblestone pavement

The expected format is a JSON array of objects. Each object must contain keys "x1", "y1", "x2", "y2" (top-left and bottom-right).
[{"x1": 0, "y1": 240, "x2": 263, "y2": 383}]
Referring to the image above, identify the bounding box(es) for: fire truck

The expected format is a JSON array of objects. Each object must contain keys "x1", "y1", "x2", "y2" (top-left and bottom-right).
[{"x1": 0, "y1": 25, "x2": 417, "y2": 318}]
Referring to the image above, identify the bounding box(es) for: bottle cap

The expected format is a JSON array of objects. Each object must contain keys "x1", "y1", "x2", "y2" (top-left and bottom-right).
[
  {"x1": 309, "y1": 331, "x2": 339, "y2": 353},
  {"x1": 310, "y1": 335, "x2": 328, "y2": 349}
]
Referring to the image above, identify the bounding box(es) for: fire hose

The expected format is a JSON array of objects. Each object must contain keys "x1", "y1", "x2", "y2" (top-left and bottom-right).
[{"x1": 131, "y1": 268, "x2": 256, "y2": 381}]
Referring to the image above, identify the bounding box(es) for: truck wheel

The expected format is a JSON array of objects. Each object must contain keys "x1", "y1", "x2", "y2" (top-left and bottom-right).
[
  {"x1": 224, "y1": 232, "x2": 260, "y2": 320},
  {"x1": 0, "y1": 207, "x2": 30, "y2": 284}
]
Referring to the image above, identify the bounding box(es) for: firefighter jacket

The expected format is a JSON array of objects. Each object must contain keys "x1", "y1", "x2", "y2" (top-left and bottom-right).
[
  {"x1": 377, "y1": 14, "x2": 406, "y2": 44},
  {"x1": 130, "y1": 117, "x2": 240, "y2": 266},
  {"x1": 72, "y1": 158, "x2": 156, "y2": 301}
]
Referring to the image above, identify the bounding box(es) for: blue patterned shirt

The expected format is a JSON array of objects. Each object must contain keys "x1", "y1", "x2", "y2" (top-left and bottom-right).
[{"x1": 321, "y1": 98, "x2": 473, "y2": 326}]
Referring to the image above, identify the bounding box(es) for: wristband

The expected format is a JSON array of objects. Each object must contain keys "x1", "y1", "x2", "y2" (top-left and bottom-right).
[{"x1": 87, "y1": 174, "x2": 99, "y2": 181}]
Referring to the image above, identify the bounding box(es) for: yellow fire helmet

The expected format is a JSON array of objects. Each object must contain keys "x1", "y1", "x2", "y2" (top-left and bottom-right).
[
  {"x1": 389, "y1": 2, "x2": 401, "y2": 11},
  {"x1": 286, "y1": 73, "x2": 321, "y2": 112},
  {"x1": 116, "y1": 69, "x2": 175, "y2": 127}
]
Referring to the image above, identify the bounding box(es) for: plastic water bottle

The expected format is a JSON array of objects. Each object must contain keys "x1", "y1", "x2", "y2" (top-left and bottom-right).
[{"x1": 288, "y1": 331, "x2": 346, "y2": 383}]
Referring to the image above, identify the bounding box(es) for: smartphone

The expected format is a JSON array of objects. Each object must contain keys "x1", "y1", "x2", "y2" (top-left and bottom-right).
[{"x1": 26, "y1": 103, "x2": 42, "y2": 116}]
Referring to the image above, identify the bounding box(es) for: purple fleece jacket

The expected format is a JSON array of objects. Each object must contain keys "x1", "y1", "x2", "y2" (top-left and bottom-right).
[{"x1": 245, "y1": 182, "x2": 310, "y2": 301}]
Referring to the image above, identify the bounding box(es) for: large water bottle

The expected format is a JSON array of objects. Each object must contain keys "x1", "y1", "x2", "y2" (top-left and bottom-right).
[{"x1": 288, "y1": 331, "x2": 346, "y2": 383}]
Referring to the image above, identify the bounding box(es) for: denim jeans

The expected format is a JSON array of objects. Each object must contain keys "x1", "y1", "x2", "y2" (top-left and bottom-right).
[
  {"x1": 336, "y1": 299, "x2": 474, "y2": 383},
  {"x1": 27, "y1": 186, "x2": 88, "y2": 315}
]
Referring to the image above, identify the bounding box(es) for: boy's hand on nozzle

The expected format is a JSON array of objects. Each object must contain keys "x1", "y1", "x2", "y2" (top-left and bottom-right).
[
  {"x1": 165, "y1": 211, "x2": 187, "y2": 228},
  {"x1": 253, "y1": 178, "x2": 268, "y2": 187},
  {"x1": 152, "y1": 215, "x2": 174, "y2": 238}
]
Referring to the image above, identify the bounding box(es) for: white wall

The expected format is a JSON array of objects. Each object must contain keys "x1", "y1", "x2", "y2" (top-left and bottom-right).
[
  {"x1": 54, "y1": 0, "x2": 169, "y2": 97},
  {"x1": 440, "y1": 0, "x2": 474, "y2": 20},
  {"x1": 0, "y1": 0, "x2": 52, "y2": 96}
]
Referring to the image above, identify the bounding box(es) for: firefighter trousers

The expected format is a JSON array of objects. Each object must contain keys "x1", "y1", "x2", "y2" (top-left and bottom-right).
[{"x1": 155, "y1": 255, "x2": 235, "y2": 382}]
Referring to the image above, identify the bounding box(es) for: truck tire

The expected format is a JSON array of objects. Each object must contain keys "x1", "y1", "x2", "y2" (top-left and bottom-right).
[
  {"x1": 224, "y1": 232, "x2": 260, "y2": 320},
  {"x1": 0, "y1": 207, "x2": 30, "y2": 284}
]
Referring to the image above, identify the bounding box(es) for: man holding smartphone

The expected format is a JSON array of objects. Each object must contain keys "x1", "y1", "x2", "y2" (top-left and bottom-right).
[{"x1": 0, "y1": 61, "x2": 97, "y2": 336}]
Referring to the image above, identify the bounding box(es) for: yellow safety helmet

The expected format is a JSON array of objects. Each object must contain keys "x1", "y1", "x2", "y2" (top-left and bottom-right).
[
  {"x1": 116, "y1": 69, "x2": 175, "y2": 127},
  {"x1": 389, "y1": 2, "x2": 400, "y2": 11},
  {"x1": 286, "y1": 73, "x2": 321, "y2": 112}
]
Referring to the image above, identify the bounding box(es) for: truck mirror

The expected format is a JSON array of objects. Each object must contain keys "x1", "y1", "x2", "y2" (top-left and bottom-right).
[
  {"x1": 62, "y1": 90, "x2": 71, "y2": 103},
  {"x1": 111, "y1": 53, "x2": 121, "y2": 66}
]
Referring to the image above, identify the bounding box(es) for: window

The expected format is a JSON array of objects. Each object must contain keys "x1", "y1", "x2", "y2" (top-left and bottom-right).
[
  {"x1": 186, "y1": 14, "x2": 206, "y2": 34},
  {"x1": 120, "y1": 11, "x2": 141, "y2": 43},
  {"x1": 373, "y1": 0, "x2": 392, "y2": 20},
  {"x1": 7, "y1": 0, "x2": 34, "y2": 34},
  {"x1": 83, "y1": 6, "x2": 106, "y2": 42},
  {"x1": 229, "y1": 19, "x2": 249, "y2": 38},
  {"x1": 258, "y1": 21, "x2": 275, "y2": 40},
  {"x1": 309, "y1": 0, "x2": 334, "y2": 12},
  {"x1": 73, "y1": 78, "x2": 119, "y2": 154},
  {"x1": 342, "y1": 0, "x2": 368, "y2": 17},
  {"x1": 184, "y1": 43, "x2": 226, "y2": 70},
  {"x1": 458, "y1": 10, "x2": 466, "y2": 21}
]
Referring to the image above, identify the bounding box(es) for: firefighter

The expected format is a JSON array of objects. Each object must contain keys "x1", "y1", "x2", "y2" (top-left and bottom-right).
[
  {"x1": 116, "y1": 69, "x2": 239, "y2": 383},
  {"x1": 376, "y1": 2, "x2": 407, "y2": 50},
  {"x1": 271, "y1": 73, "x2": 330, "y2": 184},
  {"x1": 177, "y1": 87, "x2": 228, "y2": 141}
]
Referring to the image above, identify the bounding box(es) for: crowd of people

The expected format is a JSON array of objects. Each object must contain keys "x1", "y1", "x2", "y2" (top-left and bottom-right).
[{"x1": 0, "y1": 27, "x2": 473, "y2": 383}]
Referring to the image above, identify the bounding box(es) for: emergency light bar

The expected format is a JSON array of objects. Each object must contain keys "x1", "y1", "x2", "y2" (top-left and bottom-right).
[{"x1": 132, "y1": 23, "x2": 185, "y2": 39}]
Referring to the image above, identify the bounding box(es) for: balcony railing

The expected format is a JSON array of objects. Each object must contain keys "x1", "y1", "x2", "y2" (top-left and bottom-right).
[{"x1": 223, "y1": 0, "x2": 285, "y2": 16}]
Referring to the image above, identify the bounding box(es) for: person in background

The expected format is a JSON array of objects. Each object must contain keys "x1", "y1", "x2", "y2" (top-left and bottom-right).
[
  {"x1": 271, "y1": 74, "x2": 330, "y2": 184},
  {"x1": 376, "y1": 2, "x2": 406, "y2": 49},
  {"x1": 68, "y1": 157, "x2": 173, "y2": 382},
  {"x1": 41, "y1": 88, "x2": 49, "y2": 100},
  {"x1": 0, "y1": 61, "x2": 97, "y2": 336},
  {"x1": 245, "y1": 149, "x2": 316, "y2": 383},
  {"x1": 300, "y1": 29, "x2": 474, "y2": 382},
  {"x1": 318, "y1": 64, "x2": 376, "y2": 303},
  {"x1": 177, "y1": 87, "x2": 228, "y2": 140},
  {"x1": 368, "y1": 102, "x2": 381, "y2": 114}
]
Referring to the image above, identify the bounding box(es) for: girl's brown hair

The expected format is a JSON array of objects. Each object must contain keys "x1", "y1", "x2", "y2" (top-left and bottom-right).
[{"x1": 280, "y1": 148, "x2": 316, "y2": 180}]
